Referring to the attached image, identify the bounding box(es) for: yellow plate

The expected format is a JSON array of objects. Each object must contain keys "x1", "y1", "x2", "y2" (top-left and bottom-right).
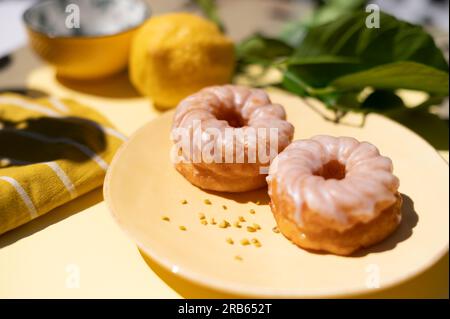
[{"x1": 104, "y1": 90, "x2": 449, "y2": 298}]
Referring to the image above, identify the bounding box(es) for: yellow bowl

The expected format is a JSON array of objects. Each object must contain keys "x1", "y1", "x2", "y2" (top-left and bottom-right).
[{"x1": 23, "y1": 0, "x2": 150, "y2": 80}]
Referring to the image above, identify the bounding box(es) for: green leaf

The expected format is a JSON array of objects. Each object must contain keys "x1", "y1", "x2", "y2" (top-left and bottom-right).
[
  {"x1": 335, "y1": 91, "x2": 363, "y2": 111},
  {"x1": 281, "y1": 69, "x2": 308, "y2": 96},
  {"x1": 284, "y1": 55, "x2": 362, "y2": 88},
  {"x1": 281, "y1": 69, "x2": 342, "y2": 108},
  {"x1": 282, "y1": 10, "x2": 449, "y2": 114},
  {"x1": 285, "y1": 62, "x2": 361, "y2": 88},
  {"x1": 236, "y1": 35, "x2": 294, "y2": 65},
  {"x1": 236, "y1": 10, "x2": 449, "y2": 117},
  {"x1": 279, "y1": 0, "x2": 366, "y2": 46},
  {"x1": 278, "y1": 20, "x2": 308, "y2": 48},
  {"x1": 331, "y1": 61, "x2": 449, "y2": 95},
  {"x1": 309, "y1": 0, "x2": 367, "y2": 27},
  {"x1": 295, "y1": 11, "x2": 448, "y2": 72},
  {"x1": 287, "y1": 55, "x2": 360, "y2": 65}
]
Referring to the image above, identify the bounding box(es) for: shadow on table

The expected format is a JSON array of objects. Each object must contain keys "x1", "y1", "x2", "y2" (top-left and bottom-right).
[
  {"x1": 56, "y1": 70, "x2": 140, "y2": 99},
  {"x1": 387, "y1": 108, "x2": 449, "y2": 152},
  {"x1": 294, "y1": 193, "x2": 418, "y2": 257},
  {"x1": 0, "y1": 188, "x2": 103, "y2": 249},
  {"x1": 0, "y1": 116, "x2": 108, "y2": 163},
  {"x1": 350, "y1": 194, "x2": 419, "y2": 257},
  {"x1": 0, "y1": 87, "x2": 47, "y2": 98}
]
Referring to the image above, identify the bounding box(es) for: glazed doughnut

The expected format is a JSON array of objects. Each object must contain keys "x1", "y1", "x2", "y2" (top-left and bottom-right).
[
  {"x1": 171, "y1": 85, "x2": 294, "y2": 192},
  {"x1": 267, "y1": 135, "x2": 402, "y2": 255}
]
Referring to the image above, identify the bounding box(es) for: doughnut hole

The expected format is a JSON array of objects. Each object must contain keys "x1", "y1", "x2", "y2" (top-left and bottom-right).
[
  {"x1": 314, "y1": 160, "x2": 346, "y2": 180},
  {"x1": 215, "y1": 108, "x2": 246, "y2": 127}
]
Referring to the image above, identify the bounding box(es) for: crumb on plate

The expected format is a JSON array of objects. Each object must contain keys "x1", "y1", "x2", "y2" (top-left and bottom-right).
[
  {"x1": 246, "y1": 226, "x2": 257, "y2": 233},
  {"x1": 251, "y1": 238, "x2": 262, "y2": 247},
  {"x1": 219, "y1": 220, "x2": 230, "y2": 228}
]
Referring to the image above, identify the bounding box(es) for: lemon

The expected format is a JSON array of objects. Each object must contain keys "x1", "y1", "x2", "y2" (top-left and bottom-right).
[{"x1": 129, "y1": 13, "x2": 235, "y2": 109}]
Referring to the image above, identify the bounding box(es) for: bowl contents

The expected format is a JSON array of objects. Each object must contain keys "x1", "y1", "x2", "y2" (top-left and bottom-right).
[{"x1": 23, "y1": 0, "x2": 149, "y2": 37}]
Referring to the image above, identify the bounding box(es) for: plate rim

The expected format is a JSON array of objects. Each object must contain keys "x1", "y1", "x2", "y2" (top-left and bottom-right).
[{"x1": 104, "y1": 99, "x2": 449, "y2": 298}]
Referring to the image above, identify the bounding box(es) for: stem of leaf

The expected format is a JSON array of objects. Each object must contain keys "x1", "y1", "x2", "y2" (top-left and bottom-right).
[
  {"x1": 333, "y1": 109, "x2": 347, "y2": 123},
  {"x1": 281, "y1": 67, "x2": 338, "y2": 98},
  {"x1": 282, "y1": 67, "x2": 349, "y2": 122},
  {"x1": 301, "y1": 98, "x2": 337, "y2": 122}
]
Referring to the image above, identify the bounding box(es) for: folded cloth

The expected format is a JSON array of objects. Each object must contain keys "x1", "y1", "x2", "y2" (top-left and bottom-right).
[{"x1": 0, "y1": 93, "x2": 126, "y2": 235}]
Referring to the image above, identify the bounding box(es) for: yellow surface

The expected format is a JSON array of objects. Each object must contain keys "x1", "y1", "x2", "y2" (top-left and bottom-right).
[
  {"x1": 129, "y1": 13, "x2": 235, "y2": 109},
  {"x1": 105, "y1": 91, "x2": 449, "y2": 297},
  {"x1": 0, "y1": 65, "x2": 448, "y2": 298}
]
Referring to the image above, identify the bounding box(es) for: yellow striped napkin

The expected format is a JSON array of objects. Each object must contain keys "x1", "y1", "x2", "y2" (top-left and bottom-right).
[{"x1": 0, "y1": 93, "x2": 125, "y2": 235}]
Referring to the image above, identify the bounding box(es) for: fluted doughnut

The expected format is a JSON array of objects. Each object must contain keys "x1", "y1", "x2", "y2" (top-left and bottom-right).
[
  {"x1": 171, "y1": 85, "x2": 294, "y2": 192},
  {"x1": 267, "y1": 135, "x2": 402, "y2": 255}
]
